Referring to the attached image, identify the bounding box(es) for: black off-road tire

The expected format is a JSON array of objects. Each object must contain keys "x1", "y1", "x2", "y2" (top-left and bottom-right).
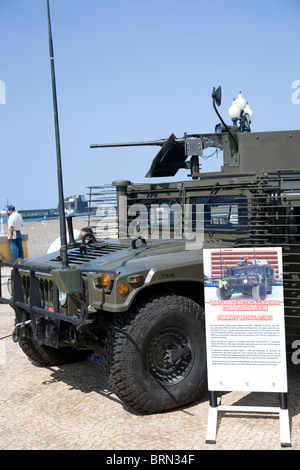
[
  {"x1": 104, "y1": 294, "x2": 207, "y2": 414},
  {"x1": 18, "y1": 337, "x2": 92, "y2": 366}
]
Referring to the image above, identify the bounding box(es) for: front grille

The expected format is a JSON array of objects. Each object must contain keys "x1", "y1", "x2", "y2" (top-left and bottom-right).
[{"x1": 22, "y1": 274, "x2": 54, "y2": 310}]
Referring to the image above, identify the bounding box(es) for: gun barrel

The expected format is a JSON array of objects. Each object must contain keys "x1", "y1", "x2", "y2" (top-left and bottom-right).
[{"x1": 90, "y1": 139, "x2": 166, "y2": 149}]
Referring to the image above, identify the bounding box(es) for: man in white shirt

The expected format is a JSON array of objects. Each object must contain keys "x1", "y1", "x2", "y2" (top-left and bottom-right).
[{"x1": 7, "y1": 205, "x2": 24, "y2": 262}]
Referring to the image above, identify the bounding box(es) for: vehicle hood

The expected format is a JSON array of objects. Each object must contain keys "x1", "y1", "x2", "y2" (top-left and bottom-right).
[{"x1": 23, "y1": 238, "x2": 205, "y2": 274}]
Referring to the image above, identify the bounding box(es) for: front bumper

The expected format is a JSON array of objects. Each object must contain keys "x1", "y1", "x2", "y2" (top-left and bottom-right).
[{"x1": 0, "y1": 260, "x2": 88, "y2": 328}]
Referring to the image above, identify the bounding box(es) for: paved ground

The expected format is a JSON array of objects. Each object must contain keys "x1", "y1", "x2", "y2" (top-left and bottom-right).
[{"x1": 0, "y1": 267, "x2": 299, "y2": 451}]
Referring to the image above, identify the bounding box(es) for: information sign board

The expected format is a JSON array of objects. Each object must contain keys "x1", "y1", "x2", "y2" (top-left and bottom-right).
[{"x1": 203, "y1": 247, "x2": 291, "y2": 446}]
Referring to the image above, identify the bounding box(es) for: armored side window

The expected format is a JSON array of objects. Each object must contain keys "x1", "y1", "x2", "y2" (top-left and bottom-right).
[{"x1": 191, "y1": 195, "x2": 248, "y2": 231}]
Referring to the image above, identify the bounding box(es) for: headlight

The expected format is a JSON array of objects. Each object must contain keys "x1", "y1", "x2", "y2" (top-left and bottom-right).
[
  {"x1": 100, "y1": 273, "x2": 110, "y2": 287},
  {"x1": 243, "y1": 279, "x2": 248, "y2": 284},
  {"x1": 99, "y1": 273, "x2": 114, "y2": 293},
  {"x1": 59, "y1": 291, "x2": 68, "y2": 307}
]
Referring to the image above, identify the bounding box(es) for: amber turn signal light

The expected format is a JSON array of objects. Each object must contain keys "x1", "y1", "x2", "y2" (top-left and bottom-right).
[{"x1": 118, "y1": 283, "x2": 129, "y2": 295}]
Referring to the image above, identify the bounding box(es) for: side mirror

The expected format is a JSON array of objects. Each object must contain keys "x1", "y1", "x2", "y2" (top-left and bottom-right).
[
  {"x1": 212, "y1": 85, "x2": 238, "y2": 154},
  {"x1": 212, "y1": 86, "x2": 222, "y2": 106}
]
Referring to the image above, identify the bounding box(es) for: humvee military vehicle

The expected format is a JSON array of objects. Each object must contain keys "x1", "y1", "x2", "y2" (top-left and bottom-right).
[
  {"x1": 215, "y1": 257, "x2": 276, "y2": 301},
  {"x1": 1, "y1": 82, "x2": 300, "y2": 414},
  {"x1": 0, "y1": 2, "x2": 299, "y2": 415}
]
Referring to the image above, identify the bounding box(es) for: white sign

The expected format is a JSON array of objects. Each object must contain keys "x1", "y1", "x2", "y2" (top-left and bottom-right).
[{"x1": 204, "y1": 247, "x2": 287, "y2": 393}]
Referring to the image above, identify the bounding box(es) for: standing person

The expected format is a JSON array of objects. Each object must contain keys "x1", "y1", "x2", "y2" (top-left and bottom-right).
[{"x1": 7, "y1": 205, "x2": 24, "y2": 262}]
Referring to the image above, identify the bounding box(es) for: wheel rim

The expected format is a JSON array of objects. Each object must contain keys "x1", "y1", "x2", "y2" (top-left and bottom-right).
[{"x1": 146, "y1": 327, "x2": 194, "y2": 386}]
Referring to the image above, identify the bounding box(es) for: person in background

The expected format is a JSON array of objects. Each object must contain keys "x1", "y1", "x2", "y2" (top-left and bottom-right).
[
  {"x1": 80, "y1": 226, "x2": 94, "y2": 242},
  {"x1": 7, "y1": 205, "x2": 24, "y2": 262}
]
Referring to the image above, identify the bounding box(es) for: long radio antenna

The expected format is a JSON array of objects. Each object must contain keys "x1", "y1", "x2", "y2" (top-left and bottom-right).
[{"x1": 46, "y1": 0, "x2": 68, "y2": 267}]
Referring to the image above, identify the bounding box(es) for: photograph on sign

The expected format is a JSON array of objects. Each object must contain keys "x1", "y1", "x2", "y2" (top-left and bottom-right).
[{"x1": 203, "y1": 247, "x2": 288, "y2": 393}]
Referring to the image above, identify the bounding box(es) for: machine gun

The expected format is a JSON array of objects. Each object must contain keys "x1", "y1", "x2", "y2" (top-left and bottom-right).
[{"x1": 91, "y1": 132, "x2": 223, "y2": 180}]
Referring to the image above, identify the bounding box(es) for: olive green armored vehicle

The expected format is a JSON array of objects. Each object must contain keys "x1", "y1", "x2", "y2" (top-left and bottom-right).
[
  {"x1": 0, "y1": 83, "x2": 300, "y2": 413},
  {"x1": 1, "y1": 83, "x2": 300, "y2": 413}
]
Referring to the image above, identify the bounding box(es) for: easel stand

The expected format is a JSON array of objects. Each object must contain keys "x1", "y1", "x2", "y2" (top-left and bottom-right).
[{"x1": 206, "y1": 391, "x2": 291, "y2": 448}]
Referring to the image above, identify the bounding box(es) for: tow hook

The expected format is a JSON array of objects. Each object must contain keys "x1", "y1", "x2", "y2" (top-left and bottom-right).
[{"x1": 12, "y1": 320, "x2": 32, "y2": 343}]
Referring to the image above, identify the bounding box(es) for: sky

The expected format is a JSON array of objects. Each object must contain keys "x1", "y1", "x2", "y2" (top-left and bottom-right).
[{"x1": 0, "y1": 0, "x2": 299, "y2": 210}]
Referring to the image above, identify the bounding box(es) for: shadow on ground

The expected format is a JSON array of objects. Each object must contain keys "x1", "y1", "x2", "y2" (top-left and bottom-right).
[{"x1": 28, "y1": 352, "x2": 300, "y2": 420}]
